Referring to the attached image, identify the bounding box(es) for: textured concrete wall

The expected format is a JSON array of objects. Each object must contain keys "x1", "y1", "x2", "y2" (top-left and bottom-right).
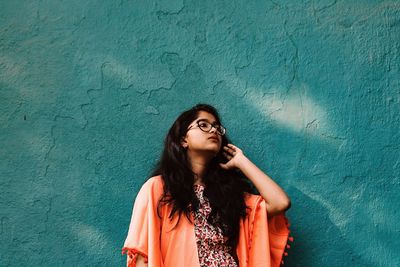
[{"x1": 1, "y1": 0, "x2": 399, "y2": 266}]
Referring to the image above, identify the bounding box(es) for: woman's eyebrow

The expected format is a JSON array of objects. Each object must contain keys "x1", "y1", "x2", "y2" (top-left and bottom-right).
[{"x1": 197, "y1": 118, "x2": 218, "y2": 124}]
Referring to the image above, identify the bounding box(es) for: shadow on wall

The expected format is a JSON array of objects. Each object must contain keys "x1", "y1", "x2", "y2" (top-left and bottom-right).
[{"x1": 285, "y1": 186, "x2": 374, "y2": 267}]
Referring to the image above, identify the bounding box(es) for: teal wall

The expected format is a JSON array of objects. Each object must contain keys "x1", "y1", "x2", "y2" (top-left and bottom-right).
[{"x1": 1, "y1": 0, "x2": 399, "y2": 266}]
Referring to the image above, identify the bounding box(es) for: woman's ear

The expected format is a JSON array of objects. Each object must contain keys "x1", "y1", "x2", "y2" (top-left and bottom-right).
[{"x1": 181, "y1": 137, "x2": 188, "y2": 148}]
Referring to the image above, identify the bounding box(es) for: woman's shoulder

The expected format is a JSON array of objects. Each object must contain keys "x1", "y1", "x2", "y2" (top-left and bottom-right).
[
  {"x1": 138, "y1": 175, "x2": 164, "y2": 198},
  {"x1": 142, "y1": 175, "x2": 164, "y2": 189},
  {"x1": 143, "y1": 175, "x2": 164, "y2": 186}
]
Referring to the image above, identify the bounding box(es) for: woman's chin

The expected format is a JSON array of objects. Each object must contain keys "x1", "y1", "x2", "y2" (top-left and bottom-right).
[
  {"x1": 190, "y1": 144, "x2": 221, "y2": 156},
  {"x1": 202, "y1": 147, "x2": 220, "y2": 157}
]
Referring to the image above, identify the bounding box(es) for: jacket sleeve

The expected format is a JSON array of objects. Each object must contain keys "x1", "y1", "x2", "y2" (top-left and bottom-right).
[
  {"x1": 247, "y1": 194, "x2": 293, "y2": 267},
  {"x1": 268, "y1": 209, "x2": 293, "y2": 266},
  {"x1": 122, "y1": 177, "x2": 164, "y2": 267}
]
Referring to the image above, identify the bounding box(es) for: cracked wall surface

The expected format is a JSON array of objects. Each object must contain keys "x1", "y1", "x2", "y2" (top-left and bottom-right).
[{"x1": 1, "y1": 0, "x2": 399, "y2": 266}]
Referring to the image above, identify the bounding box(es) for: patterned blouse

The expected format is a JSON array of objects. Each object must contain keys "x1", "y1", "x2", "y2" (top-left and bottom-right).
[{"x1": 193, "y1": 184, "x2": 238, "y2": 267}]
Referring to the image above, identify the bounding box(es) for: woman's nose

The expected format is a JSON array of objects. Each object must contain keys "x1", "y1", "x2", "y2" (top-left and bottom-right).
[{"x1": 209, "y1": 126, "x2": 218, "y2": 134}]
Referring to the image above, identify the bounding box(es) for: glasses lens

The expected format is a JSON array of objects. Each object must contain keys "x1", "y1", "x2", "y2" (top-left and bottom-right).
[
  {"x1": 217, "y1": 126, "x2": 226, "y2": 135},
  {"x1": 198, "y1": 121, "x2": 211, "y2": 131},
  {"x1": 196, "y1": 120, "x2": 226, "y2": 136}
]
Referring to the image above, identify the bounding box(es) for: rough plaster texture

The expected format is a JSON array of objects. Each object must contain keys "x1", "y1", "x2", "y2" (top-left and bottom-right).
[{"x1": 1, "y1": 0, "x2": 399, "y2": 266}]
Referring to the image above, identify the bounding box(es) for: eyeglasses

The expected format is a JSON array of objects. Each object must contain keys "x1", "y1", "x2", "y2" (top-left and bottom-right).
[{"x1": 187, "y1": 119, "x2": 226, "y2": 136}]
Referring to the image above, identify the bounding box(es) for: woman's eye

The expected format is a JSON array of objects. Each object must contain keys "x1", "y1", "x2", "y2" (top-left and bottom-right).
[{"x1": 199, "y1": 122, "x2": 208, "y2": 128}]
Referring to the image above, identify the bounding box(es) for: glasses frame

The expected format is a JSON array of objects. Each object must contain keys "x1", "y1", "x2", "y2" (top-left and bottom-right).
[{"x1": 187, "y1": 119, "x2": 226, "y2": 136}]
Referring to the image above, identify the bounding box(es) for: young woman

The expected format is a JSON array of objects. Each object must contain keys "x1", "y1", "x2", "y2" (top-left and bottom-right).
[{"x1": 122, "y1": 104, "x2": 293, "y2": 267}]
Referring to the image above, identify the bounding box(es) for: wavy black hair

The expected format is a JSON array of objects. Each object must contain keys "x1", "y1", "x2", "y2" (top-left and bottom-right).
[{"x1": 150, "y1": 103, "x2": 256, "y2": 257}]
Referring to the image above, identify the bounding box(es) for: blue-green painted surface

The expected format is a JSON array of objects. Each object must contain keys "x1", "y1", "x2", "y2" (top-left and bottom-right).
[{"x1": 1, "y1": 1, "x2": 399, "y2": 266}]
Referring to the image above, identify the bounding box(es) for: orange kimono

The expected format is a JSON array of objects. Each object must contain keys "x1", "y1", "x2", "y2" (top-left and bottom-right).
[{"x1": 122, "y1": 175, "x2": 292, "y2": 267}]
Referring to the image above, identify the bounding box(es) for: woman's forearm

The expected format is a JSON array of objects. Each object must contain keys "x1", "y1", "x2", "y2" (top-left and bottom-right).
[{"x1": 237, "y1": 155, "x2": 291, "y2": 215}]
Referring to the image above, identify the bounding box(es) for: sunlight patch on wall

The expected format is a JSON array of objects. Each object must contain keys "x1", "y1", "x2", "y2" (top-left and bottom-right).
[
  {"x1": 71, "y1": 223, "x2": 110, "y2": 255},
  {"x1": 245, "y1": 84, "x2": 333, "y2": 138},
  {"x1": 0, "y1": 55, "x2": 23, "y2": 81},
  {"x1": 73, "y1": 54, "x2": 175, "y2": 92},
  {"x1": 292, "y1": 183, "x2": 349, "y2": 229}
]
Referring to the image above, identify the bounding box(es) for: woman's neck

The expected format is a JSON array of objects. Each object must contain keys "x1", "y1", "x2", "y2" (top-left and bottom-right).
[
  {"x1": 188, "y1": 157, "x2": 208, "y2": 186},
  {"x1": 186, "y1": 150, "x2": 215, "y2": 185}
]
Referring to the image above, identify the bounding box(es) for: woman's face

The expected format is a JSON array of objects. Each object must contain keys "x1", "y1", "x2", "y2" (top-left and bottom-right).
[{"x1": 181, "y1": 111, "x2": 223, "y2": 157}]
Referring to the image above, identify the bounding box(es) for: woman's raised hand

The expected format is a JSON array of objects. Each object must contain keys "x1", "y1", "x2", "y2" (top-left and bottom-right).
[{"x1": 219, "y1": 144, "x2": 246, "y2": 170}]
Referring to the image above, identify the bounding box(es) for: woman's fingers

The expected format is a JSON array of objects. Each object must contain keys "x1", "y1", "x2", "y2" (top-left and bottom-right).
[
  {"x1": 223, "y1": 151, "x2": 232, "y2": 159},
  {"x1": 228, "y1": 144, "x2": 238, "y2": 150},
  {"x1": 219, "y1": 162, "x2": 228, "y2": 169},
  {"x1": 225, "y1": 144, "x2": 241, "y2": 155},
  {"x1": 224, "y1": 144, "x2": 236, "y2": 151},
  {"x1": 223, "y1": 145, "x2": 235, "y2": 154}
]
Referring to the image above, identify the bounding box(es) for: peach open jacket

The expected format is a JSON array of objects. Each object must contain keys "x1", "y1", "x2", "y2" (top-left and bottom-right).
[{"x1": 122, "y1": 175, "x2": 292, "y2": 267}]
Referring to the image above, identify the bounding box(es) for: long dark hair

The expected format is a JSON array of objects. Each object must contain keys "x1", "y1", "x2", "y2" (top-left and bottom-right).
[{"x1": 150, "y1": 103, "x2": 255, "y2": 253}]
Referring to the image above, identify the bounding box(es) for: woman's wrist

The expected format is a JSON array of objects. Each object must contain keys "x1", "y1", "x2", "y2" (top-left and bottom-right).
[{"x1": 236, "y1": 154, "x2": 251, "y2": 172}]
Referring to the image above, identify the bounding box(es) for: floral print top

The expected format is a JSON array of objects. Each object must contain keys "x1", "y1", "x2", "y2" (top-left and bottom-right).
[{"x1": 193, "y1": 184, "x2": 238, "y2": 267}]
